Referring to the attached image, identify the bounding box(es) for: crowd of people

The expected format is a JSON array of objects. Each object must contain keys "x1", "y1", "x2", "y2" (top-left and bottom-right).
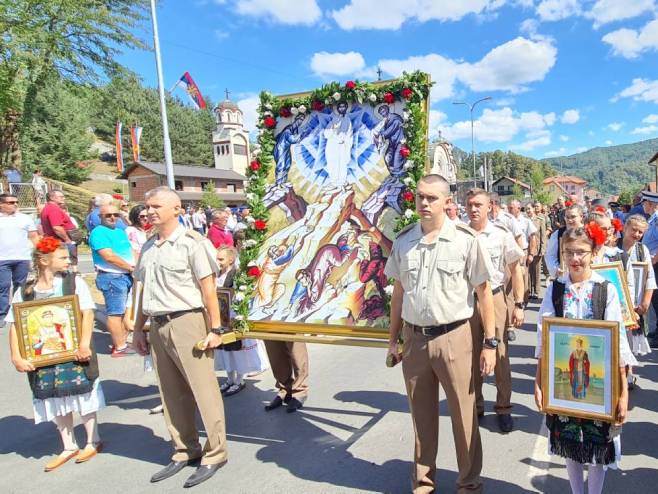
[{"x1": 0, "y1": 181, "x2": 656, "y2": 492}]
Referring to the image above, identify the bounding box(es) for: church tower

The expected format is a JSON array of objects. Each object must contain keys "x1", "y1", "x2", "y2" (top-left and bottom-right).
[{"x1": 212, "y1": 92, "x2": 250, "y2": 175}]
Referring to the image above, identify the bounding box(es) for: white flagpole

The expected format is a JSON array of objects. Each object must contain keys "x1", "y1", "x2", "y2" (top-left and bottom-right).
[{"x1": 150, "y1": 0, "x2": 175, "y2": 189}]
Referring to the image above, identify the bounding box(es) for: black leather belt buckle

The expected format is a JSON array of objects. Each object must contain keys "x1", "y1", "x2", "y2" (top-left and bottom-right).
[{"x1": 420, "y1": 326, "x2": 438, "y2": 337}]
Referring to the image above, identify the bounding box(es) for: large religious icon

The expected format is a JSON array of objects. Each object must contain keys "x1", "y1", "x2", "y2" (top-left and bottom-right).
[
  {"x1": 250, "y1": 79, "x2": 429, "y2": 333},
  {"x1": 541, "y1": 317, "x2": 620, "y2": 422},
  {"x1": 13, "y1": 295, "x2": 83, "y2": 368}
]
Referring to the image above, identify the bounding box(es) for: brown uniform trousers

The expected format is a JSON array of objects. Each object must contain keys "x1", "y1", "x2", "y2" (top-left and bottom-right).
[
  {"x1": 264, "y1": 341, "x2": 309, "y2": 400},
  {"x1": 150, "y1": 311, "x2": 228, "y2": 466},
  {"x1": 401, "y1": 321, "x2": 482, "y2": 494},
  {"x1": 470, "y1": 290, "x2": 513, "y2": 415},
  {"x1": 529, "y1": 254, "x2": 543, "y2": 295}
]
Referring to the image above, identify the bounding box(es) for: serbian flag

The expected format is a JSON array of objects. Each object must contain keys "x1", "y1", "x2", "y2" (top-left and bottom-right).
[
  {"x1": 115, "y1": 121, "x2": 124, "y2": 173},
  {"x1": 175, "y1": 71, "x2": 206, "y2": 110},
  {"x1": 130, "y1": 126, "x2": 142, "y2": 162}
]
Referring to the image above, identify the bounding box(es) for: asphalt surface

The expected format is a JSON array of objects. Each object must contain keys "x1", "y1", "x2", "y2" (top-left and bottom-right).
[{"x1": 1, "y1": 276, "x2": 656, "y2": 493}]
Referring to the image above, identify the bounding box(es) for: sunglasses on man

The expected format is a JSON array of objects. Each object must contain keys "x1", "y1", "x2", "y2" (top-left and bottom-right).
[{"x1": 103, "y1": 213, "x2": 121, "y2": 218}]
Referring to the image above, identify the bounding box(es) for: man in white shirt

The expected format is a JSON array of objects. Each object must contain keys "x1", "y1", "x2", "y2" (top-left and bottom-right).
[
  {"x1": 0, "y1": 194, "x2": 38, "y2": 325},
  {"x1": 192, "y1": 207, "x2": 207, "y2": 235}
]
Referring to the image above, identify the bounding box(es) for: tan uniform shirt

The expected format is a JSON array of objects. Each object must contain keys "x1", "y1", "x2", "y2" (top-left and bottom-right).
[
  {"x1": 134, "y1": 225, "x2": 220, "y2": 316},
  {"x1": 471, "y1": 222, "x2": 523, "y2": 291},
  {"x1": 385, "y1": 220, "x2": 493, "y2": 326},
  {"x1": 493, "y1": 211, "x2": 523, "y2": 240},
  {"x1": 530, "y1": 215, "x2": 547, "y2": 255}
]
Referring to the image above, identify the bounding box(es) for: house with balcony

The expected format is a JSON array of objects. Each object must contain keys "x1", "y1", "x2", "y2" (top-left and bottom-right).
[
  {"x1": 542, "y1": 175, "x2": 587, "y2": 201},
  {"x1": 492, "y1": 176, "x2": 531, "y2": 198},
  {"x1": 123, "y1": 161, "x2": 246, "y2": 206}
]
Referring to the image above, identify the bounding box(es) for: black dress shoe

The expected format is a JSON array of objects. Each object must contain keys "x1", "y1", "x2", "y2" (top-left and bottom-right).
[
  {"x1": 498, "y1": 414, "x2": 513, "y2": 433},
  {"x1": 183, "y1": 461, "x2": 226, "y2": 488},
  {"x1": 265, "y1": 396, "x2": 284, "y2": 411},
  {"x1": 151, "y1": 459, "x2": 199, "y2": 483},
  {"x1": 286, "y1": 397, "x2": 304, "y2": 413}
]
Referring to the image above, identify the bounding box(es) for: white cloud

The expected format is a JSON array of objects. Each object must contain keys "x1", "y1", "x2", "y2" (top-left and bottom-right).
[
  {"x1": 605, "y1": 139, "x2": 614, "y2": 145},
  {"x1": 236, "y1": 0, "x2": 321, "y2": 25},
  {"x1": 545, "y1": 147, "x2": 568, "y2": 157},
  {"x1": 511, "y1": 129, "x2": 552, "y2": 151},
  {"x1": 613, "y1": 78, "x2": 658, "y2": 103},
  {"x1": 439, "y1": 107, "x2": 555, "y2": 147},
  {"x1": 560, "y1": 134, "x2": 570, "y2": 141},
  {"x1": 536, "y1": 0, "x2": 581, "y2": 22},
  {"x1": 607, "y1": 122, "x2": 624, "y2": 131},
  {"x1": 380, "y1": 37, "x2": 556, "y2": 101},
  {"x1": 330, "y1": 0, "x2": 504, "y2": 30},
  {"x1": 644, "y1": 114, "x2": 658, "y2": 123},
  {"x1": 576, "y1": 146, "x2": 588, "y2": 152},
  {"x1": 236, "y1": 95, "x2": 259, "y2": 132},
  {"x1": 586, "y1": 0, "x2": 655, "y2": 29},
  {"x1": 213, "y1": 29, "x2": 229, "y2": 40},
  {"x1": 429, "y1": 110, "x2": 448, "y2": 137},
  {"x1": 310, "y1": 51, "x2": 366, "y2": 77},
  {"x1": 602, "y1": 19, "x2": 658, "y2": 58},
  {"x1": 520, "y1": 18, "x2": 540, "y2": 36},
  {"x1": 631, "y1": 124, "x2": 658, "y2": 134},
  {"x1": 561, "y1": 109, "x2": 580, "y2": 124}
]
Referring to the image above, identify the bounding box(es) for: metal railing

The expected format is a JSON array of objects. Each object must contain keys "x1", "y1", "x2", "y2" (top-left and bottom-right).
[{"x1": 8, "y1": 182, "x2": 39, "y2": 210}]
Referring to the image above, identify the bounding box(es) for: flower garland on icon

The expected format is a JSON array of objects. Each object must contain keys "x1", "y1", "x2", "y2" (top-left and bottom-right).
[{"x1": 229, "y1": 71, "x2": 432, "y2": 332}]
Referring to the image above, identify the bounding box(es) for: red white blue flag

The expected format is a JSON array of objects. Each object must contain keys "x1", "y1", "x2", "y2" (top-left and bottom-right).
[{"x1": 175, "y1": 71, "x2": 206, "y2": 110}]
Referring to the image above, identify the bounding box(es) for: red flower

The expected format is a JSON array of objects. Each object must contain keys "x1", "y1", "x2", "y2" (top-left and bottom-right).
[
  {"x1": 399, "y1": 146, "x2": 411, "y2": 158},
  {"x1": 112, "y1": 193, "x2": 124, "y2": 200},
  {"x1": 401, "y1": 88, "x2": 413, "y2": 99},
  {"x1": 249, "y1": 160, "x2": 261, "y2": 171},
  {"x1": 585, "y1": 221, "x2": 606, "y2": 247},
  {"x1": 594, "y1": 206, "x2": 606, "y2": 213},
  {"x1": 565, "y1": 200, "x2": 573, "y2": 207},
  {"x1": 401, "y1": 191, "x2": 414, "y2": 202},
  {"x1": 311, "y1": 100, "x2": 324, "y2": 112},
  {"x1": 254, "y1": 219, "x2": 267, "y2": 230},
  {"x1": 279, "y1": 107, "x2": 291, "y2": 118},
  {"x1": 345, "y1": 80, "x2": 356, "y2": 89},
  {"x1": 36, "y1": 236, "x2": 62, "y2": 254},
  {"x1": 247, "y1": 266, "x2": 261, "y2": 277},
  {"x1": 383, "y1": 92, "x2": 395, "y2": 104},
  {"x1": 263, "y1": 116, "x2": 276, "y2": 128},
  {"x1": 612, "y1": 218, "x2": 623, "y2": 232}
]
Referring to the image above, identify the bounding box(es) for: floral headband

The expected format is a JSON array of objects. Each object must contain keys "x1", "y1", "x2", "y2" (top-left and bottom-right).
[
  {"x1": 36, "y1": 236, "x2": 62, "y2": 254},
  {"x1": 584, "y1": 222, "x2": 606, "y2": 247},
  {"x1": 611, "y1": 218, "x2": 623, "y2": 233}
]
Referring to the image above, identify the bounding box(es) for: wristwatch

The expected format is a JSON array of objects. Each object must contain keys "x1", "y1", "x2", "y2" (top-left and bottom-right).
[
  {"x1": 483, "y1": 337, "x2": 499, "y2": 349},
  {"x1": 210, "y1": 327, "x2": 224, "y2": 336},
  {"x1": 514, "y1": 302, "x2": 524, "y2": 309}
]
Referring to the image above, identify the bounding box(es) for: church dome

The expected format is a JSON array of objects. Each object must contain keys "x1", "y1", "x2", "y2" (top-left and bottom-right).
[{"x1": 217, "y1": 99, "x2": 240, "y2": 112}]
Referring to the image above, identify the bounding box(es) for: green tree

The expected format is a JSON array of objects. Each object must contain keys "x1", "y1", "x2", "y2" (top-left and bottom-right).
[
  {"x1": 0, "y1": 0, "x2": 148, "y2": 168},
  {"x1": 199, "y1": 182, "x2": 225, "y2": 210},
  {"x1": 19, "y1": 78, "x2": 94, "y2": 183},
  {"x1": 618, "y1": 185, "x2": 642, "y2": 205}
]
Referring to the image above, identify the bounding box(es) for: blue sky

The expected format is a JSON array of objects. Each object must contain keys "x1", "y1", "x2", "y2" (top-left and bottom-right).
[{"x1": 118, "y1": 0, "x2": 658, "y2": 159}]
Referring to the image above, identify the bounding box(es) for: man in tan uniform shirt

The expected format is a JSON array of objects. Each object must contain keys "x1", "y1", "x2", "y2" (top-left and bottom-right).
[
  {"x1": 133, "y1": 187, "x2": 228, "y2": 488},
  {"x1": 466, "y1": 188, "x2": 525, "y2": 433},
  {"x1": 526, "y1": 203, "x2": 547, "y2": 299},
  {"x1": 385, "y1": 174, "x2": 496, "y2": 494}
]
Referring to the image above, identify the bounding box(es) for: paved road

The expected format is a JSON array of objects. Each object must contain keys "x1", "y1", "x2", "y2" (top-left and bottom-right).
[{"x1": 1, "y1": 291, "x2": 656, "y2": 493}]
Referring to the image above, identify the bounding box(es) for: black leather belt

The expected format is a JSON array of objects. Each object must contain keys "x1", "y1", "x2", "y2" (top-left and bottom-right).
[
  {"x1": 406, "y1": 319, "x2": 468, "y2": 337},
  {"x1": 152, "y1": 307, "x2": 204, "y2": 325}
]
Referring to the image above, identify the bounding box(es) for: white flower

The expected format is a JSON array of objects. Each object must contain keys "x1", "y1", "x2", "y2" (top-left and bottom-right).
[
  {"x1": 238, "y1": 285, "x2": 247, "y2": 291},
  {"x1": 244, "y1": 239, "x2": 258, "y2": 248},
  {"x1": 247, "y1": 261, "x2": 257, "y2": 268},
  {"x1": 368, "y1": 93, "x2": 377, "y2": 102},
  {"x1": 558, "y1": 415, "x2": 569, "y2": 423},
  {"x1": 333, "y1": 92, "x2": 341, "y2": 101},
  {"x1": 404, "y1": 209, "x2": 414, "y2": 219},
  {"x1": 245, "y1": 216, "x2": 255, "y2": 224},
  {"x1": 263, "y1": 111, "x2": 273, "y2": 117},
  {"x1": 384, "y1": 285, "x2": 394, "y2": 296},
  {"x1": 403, "y1": 176, "x2": 413, "y2": 186},
  {"x1": 246, "y1": 193, "x2": 256, "y2": 202},
  {"x1": 264, "y1": 103, "x2": 272, "y2": 110},
  {"x1": 400, "y1": 138, "x2": 407, "y2": 145},
  {"x1": 324, "y1": 98, "x2": 331, "y2": 105},
  {"x1": 298, "y1": 105, "x2": 306, "y2": 113},
  {"x1": 234, "y1": 292, "x2": 245, "y2": 302},
  {"x1": 290, "y1": 107, "x2": 299, "y2": 116},
  {"x1": 403, "y1": 110, "x2": 410, "y2": 121},
  {"x1": 234, "y1": 315, "x2": 245, "y2": 321}
]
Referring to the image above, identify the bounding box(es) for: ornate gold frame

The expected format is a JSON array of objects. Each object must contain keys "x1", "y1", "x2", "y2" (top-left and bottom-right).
[
  {"x1": 631, "y1": 261, "x2": 649, "y2": 304},
  {"x1": 541, "y1": 316, "x2": 620, "y2": 422},
  {"x1": 591, "y1": 261, "x2": 637, "y2": 328}
]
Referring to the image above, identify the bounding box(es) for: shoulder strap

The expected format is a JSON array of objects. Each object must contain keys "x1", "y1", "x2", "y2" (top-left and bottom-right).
[
  {"x1": 557, "y1": 227, "x2": 566, "y2": 263},
  {"x1": 185, "y1": 229, "x2": 205, "y2": 242},
  {"x1": 61, "y1": 272, "x2": 76, "y2": 296},
  {"x1": 591, "y1": 281, "x2": 608, "y2": 320},
  {"x1": 552, "y1": 281, "x2": 566, "y2": 318},
  {"x1": 621, "y1": 251, "x2": 630, "y2": 271},
  {"x1": 636, "y1": 242, "x2": 645, "y2": 262}
]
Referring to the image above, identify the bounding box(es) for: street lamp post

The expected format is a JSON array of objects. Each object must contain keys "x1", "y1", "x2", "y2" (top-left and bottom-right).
[{"x1": 453, "y1": 97, "x2": 492, "y2": 188}]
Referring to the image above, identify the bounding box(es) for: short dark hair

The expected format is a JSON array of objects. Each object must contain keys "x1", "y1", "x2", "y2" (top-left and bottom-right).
[
  {"x1": 466, "y1": 188, "x2": 490, "y2": 201},
  {"x1": 0, "y1": 193, "x2": 17, "y2": 203},
  {"x1": 129, "y1": 204, "x2": 146, "y2": 226},
  {"x1": 46, "y1": 190, "x2": 63, "y2": 201}
]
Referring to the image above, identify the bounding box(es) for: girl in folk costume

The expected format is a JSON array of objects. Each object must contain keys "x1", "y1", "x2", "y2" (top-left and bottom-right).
[
  {"x1": 214, "y1": 246, "x2": 269, "y2": 397},
  {"x1": 534, "y1": 226, "x2": 636, "y2": 494},
  {"x1": 619, "y1": 214, "x2": 655, "y2": 358},
  {"x1": 7, "y1": 237, "x2": 104, "y2": 471},
  {"x1": 590, "y1": 212, "x2": 640, "y2": 388}
]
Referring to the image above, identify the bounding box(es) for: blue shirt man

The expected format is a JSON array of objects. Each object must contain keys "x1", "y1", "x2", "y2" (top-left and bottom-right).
[
  {"x1": 641, "y1": 192, "x2": 658, "y2": 256},
  {"x1": 86, "y1": 207, "x2": 127, "y2": 232}
]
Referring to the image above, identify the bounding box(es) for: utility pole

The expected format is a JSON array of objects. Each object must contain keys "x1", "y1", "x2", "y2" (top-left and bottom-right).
[
  {"x1": 453, "y1": 97, "x2": 492, "y2": 188},
  {"x1": 150, "y1": 0, "x2": 175, "y2": 189}
]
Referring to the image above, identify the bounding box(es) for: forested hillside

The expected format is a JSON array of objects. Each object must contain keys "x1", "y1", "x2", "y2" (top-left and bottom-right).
[{"x1": 542, "y1": 138, "x2": 658, "y2": 194}]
